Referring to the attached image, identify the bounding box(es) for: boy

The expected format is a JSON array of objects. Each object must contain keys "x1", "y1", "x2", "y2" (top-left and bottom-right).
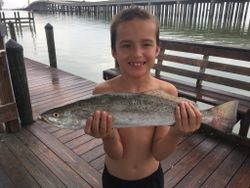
[{"x1": 84, "y1": 7, "x2": 202, "y2": 188}]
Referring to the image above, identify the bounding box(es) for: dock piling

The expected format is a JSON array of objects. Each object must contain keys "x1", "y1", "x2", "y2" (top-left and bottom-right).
[
  {"x1": 45, "y1": 23, "x2": 57, "y2": 68},
  {"x1": 8, "y1": 21, "x2": 17, "y2": 41},
  {"x1": 6, "y1": 39, "x2": 34, "y2": 126}
]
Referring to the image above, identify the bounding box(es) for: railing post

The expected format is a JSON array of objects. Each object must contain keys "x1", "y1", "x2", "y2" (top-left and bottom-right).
[
  {"x1": 8, "y1": 21, "x2": 17, "y2": 41},
  {"x1": 45, "y1": 23, "x2": 57, "y2": 68},
  {"x1": 6, "y1": 39, "x2": 34, "y2": 126}
]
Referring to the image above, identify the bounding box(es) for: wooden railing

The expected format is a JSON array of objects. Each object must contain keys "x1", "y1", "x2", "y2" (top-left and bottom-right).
[
  {"x1": 103, "y1": 39, "x2": 250, "y2": 144},
  {"x1": 0, "y1": 34, "x2": 20, "y2": 132}
]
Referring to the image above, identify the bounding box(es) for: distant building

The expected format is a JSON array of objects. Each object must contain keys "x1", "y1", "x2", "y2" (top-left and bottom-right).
[{"x1": 0, "y1": 0, "x2": 3, "y2": 10}]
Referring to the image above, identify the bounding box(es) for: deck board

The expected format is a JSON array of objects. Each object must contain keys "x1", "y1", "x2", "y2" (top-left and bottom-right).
[{"x1": 0, "y1": 58, "x2": 249, "y2": 187}]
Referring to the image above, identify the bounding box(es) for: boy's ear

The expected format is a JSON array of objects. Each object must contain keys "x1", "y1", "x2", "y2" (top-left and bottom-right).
[
  {"x1": 155, "y1": 45, "x2": 160, "y2": 57},
  {"x1": 112, "y1": 49, "x2": 117, "y2": 59}
]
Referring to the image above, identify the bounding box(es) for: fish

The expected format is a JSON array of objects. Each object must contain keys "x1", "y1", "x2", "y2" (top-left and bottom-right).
[{"x1": 39, "y1": 90, "x2": 239, "y2": 133}]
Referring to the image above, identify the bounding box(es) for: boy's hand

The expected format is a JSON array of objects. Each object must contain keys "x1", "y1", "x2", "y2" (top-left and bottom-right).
[
  {"x1": 84, "y1": 110, "x2": 116, "y2": 139},
  {"x1": 171, "y1": 101, "x2": 202, "y2": 137}
]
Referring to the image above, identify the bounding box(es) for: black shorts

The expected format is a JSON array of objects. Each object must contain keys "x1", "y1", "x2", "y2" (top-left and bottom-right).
[{"x1": 102, "y1": 164, "x2": 164, "y2": 188}]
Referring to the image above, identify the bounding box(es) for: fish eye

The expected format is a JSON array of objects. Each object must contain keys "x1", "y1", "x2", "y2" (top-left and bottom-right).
[{"x1": 53, "y1": 113, "x2": 60, "y2": 118}]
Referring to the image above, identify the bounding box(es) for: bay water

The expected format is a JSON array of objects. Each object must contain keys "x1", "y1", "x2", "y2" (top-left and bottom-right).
[{"x1": 3, "y1": 10, "x2": 250, "y2": 83}]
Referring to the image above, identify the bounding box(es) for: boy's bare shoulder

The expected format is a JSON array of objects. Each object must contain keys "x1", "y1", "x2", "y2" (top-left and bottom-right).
[
  {"x1": 93, "y1": 78, "x2": 117, "y2": 94},
  {"x1": 93, "y1": 82, "x2": 111, "y2": 95},
  {"x1": 153, "y1": 77, "x2": 178, "y2": 97}
]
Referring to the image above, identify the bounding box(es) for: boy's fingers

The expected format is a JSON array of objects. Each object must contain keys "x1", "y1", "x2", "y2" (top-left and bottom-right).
[
  {"x1": 185, "y1": 102, "x2": 196, "y2": 126},
  {"x1": 84, "y1": 116, "x2": 93, "y2": 134},
  {"x1": 189, "y1": 103, "x2": 202, "y2": 130},
  {"x1": 92, "y1": 110, "x2": 101, "y2": 135},
  {"x1": 175, "y1": 106, "x2": 181, "y2": 128},
  {"x1": 106, "y1": 115, "x2": 113, "y2": 135},
  {"x1": 180, "y1": 102, "x2": 188, "y2": 131},
  {"x1": 100, "y1": 111, "x2": 107, "y2": 135}
]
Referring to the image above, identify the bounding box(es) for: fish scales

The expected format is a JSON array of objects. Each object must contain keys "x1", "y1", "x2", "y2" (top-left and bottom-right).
[{"x1": 39, "y1": 90, "x2": 239, "y2": 133}]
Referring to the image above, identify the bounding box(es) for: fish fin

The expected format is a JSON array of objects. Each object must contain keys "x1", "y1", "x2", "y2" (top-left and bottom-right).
[
  {"x1": 143, "y1": 89, "x2": 179, "y2": 100},
  {"x1": 202, "y1": 100, "x2": 239, "y2": 133},
  {"x1": 143, "y1": 89, "x2": 195, "y2": 105}
]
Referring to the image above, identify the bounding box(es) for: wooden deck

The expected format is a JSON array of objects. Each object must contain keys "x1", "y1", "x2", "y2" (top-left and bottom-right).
[{"x1": 0, "y1": 58, "x2": 249, "y2": 188}]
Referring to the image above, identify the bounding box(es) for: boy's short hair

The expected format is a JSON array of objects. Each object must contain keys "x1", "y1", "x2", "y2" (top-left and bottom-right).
[{"x1": 110, "y1": 7, "x2": 160, "y2": 50}]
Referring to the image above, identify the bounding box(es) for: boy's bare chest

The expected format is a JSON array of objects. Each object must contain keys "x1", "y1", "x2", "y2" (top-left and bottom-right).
[{"x1": 119, "y1": 127, "x2": 155, "y2": 148}]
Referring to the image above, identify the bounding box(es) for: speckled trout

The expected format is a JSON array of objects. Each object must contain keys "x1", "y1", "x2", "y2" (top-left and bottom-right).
[{"x1": 39, "y1": 90, "x2": 239, "y2": 133}]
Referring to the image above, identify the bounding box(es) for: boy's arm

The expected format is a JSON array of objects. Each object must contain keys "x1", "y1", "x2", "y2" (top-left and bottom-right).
[
  {"x1": 84, "y1": 83, "x2": 124, "y2": 160},
  {"x1": 84, "y1": 110, "x2": 124, "y2": 160},
  {"x1": 152, "y1": 84, "x2": 202, "y2": 161},
  {"x1": 152, "y1": 101, "x2": 202, "y2": 161}
]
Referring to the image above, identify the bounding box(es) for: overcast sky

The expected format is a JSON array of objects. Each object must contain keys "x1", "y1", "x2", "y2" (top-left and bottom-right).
[{"x1": 3, "y1": 0, "x2": 104, "y2": 9}]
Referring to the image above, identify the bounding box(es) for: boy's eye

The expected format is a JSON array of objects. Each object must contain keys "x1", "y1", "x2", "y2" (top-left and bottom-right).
[
  {"x1": 121, "y1": 44, "x2": 131, "y2": 48},
  {"x1": 143, "y1": 43, "x2": 153, "y2": 47}
]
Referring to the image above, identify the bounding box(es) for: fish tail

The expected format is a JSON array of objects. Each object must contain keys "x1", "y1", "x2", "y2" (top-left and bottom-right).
[{"x1": 201, "y1": 100, "x2": 239, "y2": 133}]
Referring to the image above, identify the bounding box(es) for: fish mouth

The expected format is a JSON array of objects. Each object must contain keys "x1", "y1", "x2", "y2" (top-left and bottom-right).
[
  {"x1": 128, "y1": 61, "x2": 146, "y2": 67},
  {"x1": 37, "y1": 115, "x2": 50, "y2": 124}
]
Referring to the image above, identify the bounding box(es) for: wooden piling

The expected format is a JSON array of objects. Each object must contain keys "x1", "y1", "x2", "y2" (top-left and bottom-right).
[
  {"x1": 45, "y1": 23, "x2": 57, "y2": 68},
  {"x1": 8, "y1": 21, "x2": 17, "y2": 41},
  {"x1": 6, "y1": 39, "x2": 34, "y2": 126}
]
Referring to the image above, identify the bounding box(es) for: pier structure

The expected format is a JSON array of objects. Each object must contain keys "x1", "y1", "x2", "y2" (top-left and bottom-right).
[
  {"x1": 26, "y1": 0, "x2": 250, "y2": 34},
  {"x1": 0, "y1": 0, "x2": 3, "y2": 10},
  {"x1": 0, "y1": 11, "x2": 35, "y2": 33}
]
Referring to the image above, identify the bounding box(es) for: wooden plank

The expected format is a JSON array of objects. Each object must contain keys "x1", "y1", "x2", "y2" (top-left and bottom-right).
[
  {"x1": 32, "y1": 86, "x2": 94, "y2": 108},
  {"x1": 207, "y1": 61, "x2": 250, "y2": 76},
  {"x1": 0, "y1": 138, "x2": 40, "y2": 187},
  {"x1": 159, "y1": 54, "x2": 204, "y2": 67},
  {"x1": 226, "y1": 156, "x2": 250, "y2": 188},
  {"x1": 17, "y1": 128, "x2": 92, "y2": 188},
  {"x1": 161, "y1": 133, "x2": 206, "y2": 172},
  {"x1": 73, "y1": 138, "x2": 103, "y2": 156},
  {"x1": 52, "y1": 128, "x2": 75, "y2": 138},
  {"x1": 29, "y1": 77, "x2": 88, "y2": 94},
  {"x1": 175, "y1": 141, "x2": 234, "y2": 187},
  {"x1": 0, "y1": 103, "x2": 18, "y2": 123},
  {"x1": 59, "y1": 129, "x2": 85, "y2": 143},
  {"x1": 1, "y1": 133, "x2": 66, "y2": 188},
  {"x1": 203, "y1": 73, "x2": 250, "y2": 90},
  {"x1": 65, "y1": 134, "x2": 93, "y2": 149},
  {"x1": 164, "y1": 136, "x2": 219, "y2": 187},
  {"x1": 0, "y1": 167, "x2": 15, "y2": 188},
  {"x1": 154, "y1": 64, "x2": 201, "y2": 79},
  {"x1": 160, "y1": 40, "x2": 250, "y2": 61},
  {"x1": 90, "y1": 155, "x2": 105, "y2": 172},
  {"x1": 81, "y1": 145, "x2": 105, "y2": 163},
  {"x1": 33, "y1": 92, "x2": 93, "y2": 117},
  {"x1": 30, "y1": 80, "x2": 93, "y2": 100},
  {"x1": 31, "y1": 82, "x2": 95, "y2": 104},
  {"x1": 201, "y1": 146, "x2": 250, "y2": 187},
  {"x1": 27, "y1": 121, "x2": 102, "y2": 188}
]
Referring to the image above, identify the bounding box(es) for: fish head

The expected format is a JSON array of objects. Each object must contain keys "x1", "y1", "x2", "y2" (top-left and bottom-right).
[{"x1": 39, "y1": 106, "x2": 90, "y2": 129}]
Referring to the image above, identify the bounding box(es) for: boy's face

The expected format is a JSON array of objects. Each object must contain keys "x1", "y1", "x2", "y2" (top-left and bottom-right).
[{"x1": 112, "y1": 18, "x2": 160, "y2": 78}]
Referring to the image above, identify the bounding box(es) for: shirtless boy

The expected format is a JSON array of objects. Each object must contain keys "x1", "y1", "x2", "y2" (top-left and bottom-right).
[{"x1": 84, "y1": 7, "x2": 202, "y2": 188}]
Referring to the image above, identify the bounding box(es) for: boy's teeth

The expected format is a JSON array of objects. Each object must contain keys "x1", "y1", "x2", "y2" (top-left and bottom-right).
[{"x1": 129, "y1": 62, "x2": 145, "y2": 66}]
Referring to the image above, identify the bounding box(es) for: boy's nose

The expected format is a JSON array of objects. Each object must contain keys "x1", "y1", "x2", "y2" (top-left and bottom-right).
[{"x1": 132, "y1": 46, "x2": 143, "y2": 58}]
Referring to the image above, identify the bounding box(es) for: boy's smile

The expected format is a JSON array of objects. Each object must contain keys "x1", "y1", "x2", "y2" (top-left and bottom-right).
[
  {"x1": 128, "y1": 61, "x2": 146, "y2": 67},
  {"x1": 112, "y1": 18, "x2": 160, "y2": 78}
]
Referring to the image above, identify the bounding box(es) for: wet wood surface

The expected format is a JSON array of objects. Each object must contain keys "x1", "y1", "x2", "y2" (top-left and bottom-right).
[{"x1": 0, "y1": 58, "x2": 249, "y2": 188}]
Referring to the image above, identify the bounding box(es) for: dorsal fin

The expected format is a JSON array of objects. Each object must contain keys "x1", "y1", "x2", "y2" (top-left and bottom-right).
[
  {"x1": 142, "y1": 89, "x2": 178, "y2": 100},
  {"x1": 142, "y1": 89, "x2": 196, "y2": 105}
]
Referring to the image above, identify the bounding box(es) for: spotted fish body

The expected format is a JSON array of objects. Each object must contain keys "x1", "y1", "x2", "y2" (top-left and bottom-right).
[{"x1": 40, "y1": 90, "x2": 239, "y2": 133}]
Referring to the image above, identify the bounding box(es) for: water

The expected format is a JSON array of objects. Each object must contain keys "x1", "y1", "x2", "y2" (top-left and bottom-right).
[{"x1": 2, "y1": 10, "x2": 250, "y2": 83}]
